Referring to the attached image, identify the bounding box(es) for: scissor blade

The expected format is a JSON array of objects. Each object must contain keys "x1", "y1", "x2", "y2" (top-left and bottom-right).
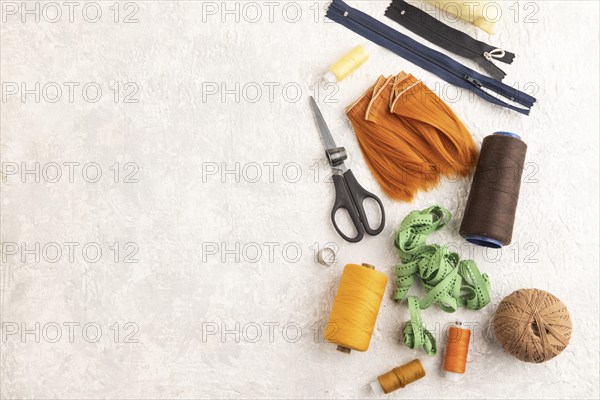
[{"x1": 309, "y1": 96, "x2": 337, "y2": 151}]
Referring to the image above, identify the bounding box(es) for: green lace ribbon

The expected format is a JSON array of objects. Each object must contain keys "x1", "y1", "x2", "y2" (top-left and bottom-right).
[{"x1": 394, "y1": 205, "x2": 491, "y2": 356}]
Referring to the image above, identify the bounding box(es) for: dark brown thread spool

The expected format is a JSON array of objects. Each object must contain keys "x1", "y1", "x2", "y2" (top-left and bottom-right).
[{"x1": 459, "y1": 132, "x2": 527, "y2": 248}]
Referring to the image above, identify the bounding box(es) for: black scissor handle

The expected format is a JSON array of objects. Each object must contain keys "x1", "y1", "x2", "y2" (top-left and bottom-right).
[
  {"x1": 331, "y1": 174, "x2": 365, "y2": 243},
  {"x1": 342, "y1": 170, "x2": 386, "y2": 236}
]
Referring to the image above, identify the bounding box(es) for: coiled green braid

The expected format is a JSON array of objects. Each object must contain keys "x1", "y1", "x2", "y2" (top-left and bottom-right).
[{"x1": 394, "y1": 205, "x2": 491, "y2": 355}]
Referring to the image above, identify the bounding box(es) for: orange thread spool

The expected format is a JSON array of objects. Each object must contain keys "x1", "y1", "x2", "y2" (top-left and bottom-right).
[
  {"x1": 443, "y1": 324, "x2": 471, "y2": 379},
  {"x1": 371, "y1": 359, "x2": 426, "y2": 394}
]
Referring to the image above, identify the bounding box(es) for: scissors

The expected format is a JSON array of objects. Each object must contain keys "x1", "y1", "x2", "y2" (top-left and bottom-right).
[{"x1": 309, "y1": 96, "x2": 385, "y2": 243}]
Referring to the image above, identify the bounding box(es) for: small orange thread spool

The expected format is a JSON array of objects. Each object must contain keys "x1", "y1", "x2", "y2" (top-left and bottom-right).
[
  {"x1": 370, "y1": 359, "x2": 426, "y2": 395},
  {"x1": 443, "y1": 323, "x2": 471, "y2": 380}
]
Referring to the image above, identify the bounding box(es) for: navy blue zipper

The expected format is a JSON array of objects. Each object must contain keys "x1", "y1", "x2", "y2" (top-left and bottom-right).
[{"x1": 326, "y1": 0, "x2": 536, "y2": 115}]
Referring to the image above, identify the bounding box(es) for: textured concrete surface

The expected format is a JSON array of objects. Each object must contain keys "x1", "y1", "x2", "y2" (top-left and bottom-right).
[{"x1": 1, "y1": 1, "x2": 599, "y2": 399}]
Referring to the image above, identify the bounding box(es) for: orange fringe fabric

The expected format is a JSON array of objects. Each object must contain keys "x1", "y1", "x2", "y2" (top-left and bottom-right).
[{"x1": 346, "y1": 73, "x2": 477, "y2": 201}]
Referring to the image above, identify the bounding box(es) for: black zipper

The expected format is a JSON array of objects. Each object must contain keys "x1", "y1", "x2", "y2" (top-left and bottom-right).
[{"x1": 385, "y1": 0, "x2": 515, "y2": 81}]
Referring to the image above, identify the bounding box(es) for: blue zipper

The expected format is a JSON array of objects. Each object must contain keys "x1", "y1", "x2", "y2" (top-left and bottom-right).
[{"x1": 326, "y1": 0, "x2": 536, "y2": 115}]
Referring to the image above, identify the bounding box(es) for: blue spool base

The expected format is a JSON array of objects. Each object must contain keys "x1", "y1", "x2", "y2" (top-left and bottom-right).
[
  {"x1": 465, "y1": 235, "x2": 503, "y2": 249},
  {"x1": 494, "y1": 131, "x2": 521, "y2": 140}
]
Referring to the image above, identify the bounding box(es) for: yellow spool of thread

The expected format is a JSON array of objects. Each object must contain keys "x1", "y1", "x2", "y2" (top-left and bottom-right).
[
  {"x1": 370, "y1": 359, "x2": 426, "y2": 395},
  {"x1": 325, "y1": 263, "x2": 388, "y2": 352},
  {"x1": 323, "y1": 45, "x2": 370, "y2": 83},
  {"x1": 427, "y1": 0, "x2": 500, "y2": 34}
]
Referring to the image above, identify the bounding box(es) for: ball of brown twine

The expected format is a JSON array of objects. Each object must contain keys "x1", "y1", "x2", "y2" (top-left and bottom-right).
[{"x1": 493, "y1": 289, "x2": 572, "y2": 363}]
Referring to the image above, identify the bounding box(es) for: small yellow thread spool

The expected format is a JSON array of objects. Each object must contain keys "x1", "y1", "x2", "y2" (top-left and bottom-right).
[
  {"x1": 370, "y1": 359, "x2": 426, "y2": 394},
  {"x1": 323, "y1": 45, "x2": 370, "y2": 83},
  {"x1": 325, "y1": 263, "x2": 387, "y2": 353}
]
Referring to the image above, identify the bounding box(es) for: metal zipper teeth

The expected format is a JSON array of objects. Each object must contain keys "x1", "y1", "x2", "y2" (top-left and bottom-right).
[{"x1": 329, "y1": 3, "x2": 533, "y2": 108}]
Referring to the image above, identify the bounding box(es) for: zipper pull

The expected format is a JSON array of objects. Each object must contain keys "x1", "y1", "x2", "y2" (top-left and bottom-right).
[
  {"x1": 465, "y1": 75, "x2": 482, "y2": 88},
  {"x1": 483, "y1": 48, "x2": 506, "y2": 61}
]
